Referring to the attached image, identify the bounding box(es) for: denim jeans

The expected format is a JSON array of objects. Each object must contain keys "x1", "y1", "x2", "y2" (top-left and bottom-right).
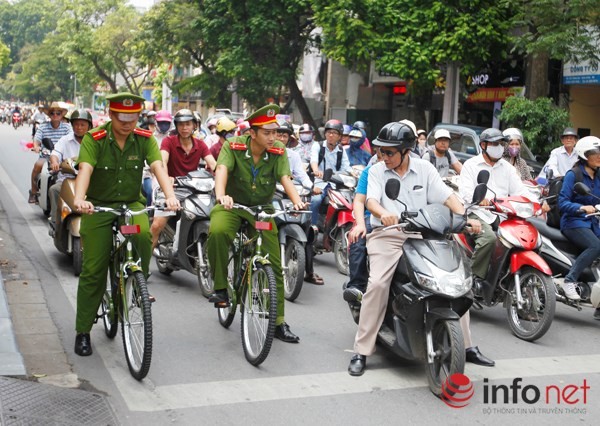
[
  {"x1": 311, "y1": 191, "x2": 325, "y2": 225},
  {"x1": 142, "y1": 177, "x2": 153, "y2": 206},
  {"x1": 347, "y1": 220, "x2": 372, "y2": 291},
  {"x1": 562, "y1": 226, "x2": 600, "y2": 282}
]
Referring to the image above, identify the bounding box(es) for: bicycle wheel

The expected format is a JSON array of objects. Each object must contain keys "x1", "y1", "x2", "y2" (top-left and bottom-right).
[
  {"x1": 101, "y1": 268, "x2": 118, "y2": 339},
  {"x1": 196, "y1": 234, "x2": 213, "y2": 298},
  {"x1": 218, "y1": 249, "x2": 237, "y2": 328},
  {"x1": 241, "y1": 263, "x2": 277, "y2": 366},
  {"x1": 121, "y1": 271, "x2": 152, "y2": 380}
]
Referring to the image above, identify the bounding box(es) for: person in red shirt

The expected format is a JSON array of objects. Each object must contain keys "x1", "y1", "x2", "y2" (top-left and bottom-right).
[{"x1": 150, "y1": 109, "x2": 217, "y2": 248}]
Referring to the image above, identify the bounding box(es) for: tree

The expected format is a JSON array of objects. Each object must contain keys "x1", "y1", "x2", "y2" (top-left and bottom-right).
[
  {"x1": 498, "y1": 96, "x2": 570, "y2": 155},
  {"x1": 138, "y1": 0, "x2": 321, "y2": 129},
  {"x1": 0, "y1": 40, "x2": 8, "y2": 71},
  {"x1": 55, "y1": 0, "x2": 151, "y2": 94}
]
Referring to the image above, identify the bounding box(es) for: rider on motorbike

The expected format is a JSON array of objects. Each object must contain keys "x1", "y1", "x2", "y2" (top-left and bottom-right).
[
  {"x1": 31, "y1": 105, "x2": 48, "y2": 138},
  {"x1": 210, "y1": 117, "x2": 237, "y2": 160},
  {"x1": 502, "y1": 128, "x2": 533, "y2": 181},
  {"x1": 30, "y1": 102, "x2": 72, "y2": 204},
  {"x1": 48, "y1": 110, "x2": 93, "y2": 227},
  {"x1": 558, "y1": 136, "x2": 600, "y2": 315},
  {"x1": 150, "y1": 109, "x2": 217, "y2": 249},
  {"x1": 348, "y1": 121, "x2": 482, "y2": 376}
]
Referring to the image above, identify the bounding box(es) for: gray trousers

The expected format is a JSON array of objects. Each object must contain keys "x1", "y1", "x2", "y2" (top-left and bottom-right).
[{"x1": 49, "y1": 181, "x2": 62, "y2": 225}]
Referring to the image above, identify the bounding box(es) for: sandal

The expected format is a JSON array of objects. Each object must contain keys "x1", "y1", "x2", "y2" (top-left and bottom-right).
[
  {"x1": 28, "y1": 190, "x2": 38, "y2": 204},
  {"x1": 208, "y1": 290, "x2": 230, "y2": 308},
  {"x1": 305, "y1": 273, "x2": 324, "y2": 285}
]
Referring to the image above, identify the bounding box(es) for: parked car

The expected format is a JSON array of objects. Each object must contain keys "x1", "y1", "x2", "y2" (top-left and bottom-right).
[
  {"x1": 426, "y1": 123, "x2": 543, "y2": 175},
  {"x1": 205, "y1": 108, "x2": 244, "y2": 128}
]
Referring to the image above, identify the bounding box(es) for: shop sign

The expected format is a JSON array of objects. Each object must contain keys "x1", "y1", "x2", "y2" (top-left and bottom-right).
[
  {"x1": 563, "y1": 62, "x2": 600, "y2": 85},
  {"x1": 466, "y1": 86, "x2": 525, "y2": 103}
]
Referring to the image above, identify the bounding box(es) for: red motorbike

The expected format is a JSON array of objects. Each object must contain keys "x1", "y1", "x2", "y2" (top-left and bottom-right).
[
  {"x1": 315, "y1": 169, "x2": 356, "y2": 275},
  {"x1": 454, "y1": 170, "x2": 556, "y2": 342},
  {"x1": 12, "y1": 112, "x2": 22, "y2": 129}
]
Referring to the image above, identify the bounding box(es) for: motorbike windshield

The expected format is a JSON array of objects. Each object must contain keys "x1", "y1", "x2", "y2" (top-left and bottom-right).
[{"x1": 408, "y1": 204, "x2": 466, "y2": 235}]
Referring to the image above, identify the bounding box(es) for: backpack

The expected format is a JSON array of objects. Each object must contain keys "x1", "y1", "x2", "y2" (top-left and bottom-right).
[
  {"x1": 546, "y1": 166, "x2": 584, "y2": 229},
  {"x1": 428, "y1": 150, "x2": 452, "y2": 168}
]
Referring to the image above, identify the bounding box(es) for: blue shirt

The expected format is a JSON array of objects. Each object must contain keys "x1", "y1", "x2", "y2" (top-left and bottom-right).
[{"x1": 558, "y1": 163, "x2": 600, "y2": 235}]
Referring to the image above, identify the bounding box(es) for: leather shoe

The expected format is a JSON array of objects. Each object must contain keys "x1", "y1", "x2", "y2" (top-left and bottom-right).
[
  {"x1": 348, "y1": 354, "x2": 367, "y2": 376},
  {"x1": 305, "y1": 273, "x2": 324, "y2": 285},
  {"x1": 274, "y1": 322, "x2": 300, "y2": 343},
  {"x1": 74, "y1": 333, "x2": 92, "y2": 356},
  {"x1": 466, "y1": 346, "x2": 494, "y2": 367}
]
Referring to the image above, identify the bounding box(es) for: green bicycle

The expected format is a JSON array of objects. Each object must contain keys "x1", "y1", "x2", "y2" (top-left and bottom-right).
[
  {"x1": 217, "y1": 204, "x2": 304, "y2": 366},
  {"x1": 97, "y1": 205, "x2": 159, "y2": 380}
]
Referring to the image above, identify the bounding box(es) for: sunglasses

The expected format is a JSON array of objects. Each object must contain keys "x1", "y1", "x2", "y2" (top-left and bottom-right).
[
  {"x1": 379, "y1": 148, "x2": 399, "y2": 158},
  {"x1": 49, "y1": 111, "x2": 63, "y2": 116}
]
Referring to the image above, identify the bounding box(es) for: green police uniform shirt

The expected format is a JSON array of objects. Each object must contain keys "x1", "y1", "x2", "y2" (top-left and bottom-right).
[
  {"x1": 78, "y1": 122, "x2": 162, "y2": 204},
  {"x1": 217, "y1": 135, "x2": 291, "y2": 206}
]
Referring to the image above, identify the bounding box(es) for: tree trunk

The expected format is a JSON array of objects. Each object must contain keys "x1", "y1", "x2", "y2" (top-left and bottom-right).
[
  {"x1": 287, "y1": 77, "x2": 322, "y2": 140},
  {"x1": 525, "y1": 52, "x2": 549, "y2": 100}
]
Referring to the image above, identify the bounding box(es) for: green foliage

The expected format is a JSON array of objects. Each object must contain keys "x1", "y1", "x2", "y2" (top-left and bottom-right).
[
  {"x1": 313, "y1": 0, "x2": 515, "y2": 86},
  {"x1": 498, "y1": 96, "x2": 571, "y2": 155},
  {"x1": 0, "y1": 40, "x2": 9, "y2": 70}
]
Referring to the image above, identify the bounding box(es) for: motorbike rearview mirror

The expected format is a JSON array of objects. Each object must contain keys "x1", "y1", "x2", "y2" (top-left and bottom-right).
[
  {"x1": 384, "y1": 179, "x2": 401, "y2": 200},
  {"x1": 471, "y1": 183, "x2": 487, "y2": 206},
  {"x1": 574, "y1": 182, "x2": 592, "y2": 196},
  {"x1": 323, "y1": 168, "x2": 334, "y2": 181},
  {"x1": 546, "y1": 169, "x2": 554, "y2": 181},
  {"x1": 41, "y1": 137, "x2": 54, "y2": 150},
  {"x1": 477, "y1": 170, "x2": 490, "y2": 185}
]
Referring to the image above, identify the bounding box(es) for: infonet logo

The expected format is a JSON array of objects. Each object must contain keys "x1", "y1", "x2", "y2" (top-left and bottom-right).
[
  {"x1": 442, "y1": 374, "x2": 590, "y2": 409},
  {"x1": 441, "y1": 373, "x2": 475, "y2": 408}
]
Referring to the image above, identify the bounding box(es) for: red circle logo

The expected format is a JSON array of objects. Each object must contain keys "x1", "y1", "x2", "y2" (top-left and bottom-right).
[{"x1": 441, "y1": 373, "x2": 474, "y2": 408}]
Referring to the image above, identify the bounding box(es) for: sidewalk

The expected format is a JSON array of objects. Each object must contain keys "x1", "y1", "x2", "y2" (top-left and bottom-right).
[{"x1": 0, "y1": 196, "x2": 118, "y2": 424}]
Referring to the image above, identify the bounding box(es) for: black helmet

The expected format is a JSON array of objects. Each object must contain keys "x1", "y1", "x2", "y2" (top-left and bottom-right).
[
  {"x1": 479, "y1": 128, "x2": 505, "y2": 143},
  {"x1": 173, "y1": 108, "x2": 196, "y2": 123},
  {"x1": 373, "y1": 122, "x2": 416, "y2": 149},
  {"x1": 561, "y1": 127, "x2": 578, "y2": 138},
  {"x1": 324, "y1": 119, "x2": 343, "y2": 134},
  {"x1": 69, "y1": 109, "x2": 93, "y2": 128},
  {"x1": 277, "y1": 121, "x2": 293, "y2": 135},
  {"x1": 353, "y1": 120, "x2": 367, "y2": 131}
]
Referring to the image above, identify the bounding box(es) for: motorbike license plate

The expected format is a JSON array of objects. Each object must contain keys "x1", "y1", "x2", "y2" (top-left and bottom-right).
[{"x1": 255, "y1": 221, "x2": 272, "y2": 231}]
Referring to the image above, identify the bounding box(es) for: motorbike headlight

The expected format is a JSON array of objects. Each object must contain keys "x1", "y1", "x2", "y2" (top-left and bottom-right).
[
  {"x1": 415, "y1": 259, "x2": 472, "y2": 297},
  {"x1": 187, "y1": 178, "x2": 215, "y2": 193},
  {"x1": 508, "y1": 200, "x2": 534, "y2": 218},
  {"x1": 340, "y1": 174, "x2": 357, "y2": 188}
]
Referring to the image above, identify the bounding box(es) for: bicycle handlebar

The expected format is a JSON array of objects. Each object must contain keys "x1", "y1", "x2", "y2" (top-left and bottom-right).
[
  {"x1": 93, "y1": 205, "x2": 165, "y2": 216},
  {"x1": 232, "y1": 204, "x2": 310, "y2": 220}
]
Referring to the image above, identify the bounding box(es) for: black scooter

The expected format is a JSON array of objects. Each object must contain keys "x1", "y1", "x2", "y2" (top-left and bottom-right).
[
  {"x1": 349, "y1": 179, "x2": 486, "y2": 397},
  {"x1": 154, "y1": 169, "x2": 215, "y2": 297}
]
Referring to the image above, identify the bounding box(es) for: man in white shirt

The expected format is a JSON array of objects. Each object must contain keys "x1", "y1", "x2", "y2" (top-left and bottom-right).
[
  {"x1": 348, "y1": 121, "x2": 482, "y2": 376},
  {"x1": 48, "y1": 110, "x2": 92, "y2": 227},
  {"x1": 538, "y1": 127, "x2": 579, "y2": 180}
]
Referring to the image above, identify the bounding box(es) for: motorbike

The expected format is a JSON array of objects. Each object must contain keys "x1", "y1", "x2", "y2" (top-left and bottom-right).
[
  {"x1": 348, "y1": 178, "x2": 487, "y2": 397},
  {"x1": 454, "y1": 170, "x2": 556, "y2": 342},
  {"x1": 50, "y1": 158, "x2": 83, "y2": 275},
  {"x1": 12, "y1": 112, "x2": 22, "y2": 129},
  {"x1": 529, "y1": 182, "x2": 600, "y2": 313},
  {"x1": 272, "y1": 182, "x2": 313, "y2": 301},
  {"x1": 36, "y1": 138, "x2": 57, "y2": 216},
  {"x1": 154, "y1": 169, "x2": 215, "y2": 297},
  {"x1": 314, "y1": 168, "x2": 357, "y2": 275}
]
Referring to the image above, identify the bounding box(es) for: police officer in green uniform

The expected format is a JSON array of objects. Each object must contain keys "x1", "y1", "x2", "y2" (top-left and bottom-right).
[
  {"x1": 73, "y1": 92, "x2": 180, "y2": 356},
  {"x1": 207, "y1": 104, "x2": 305, "y2": 343}
]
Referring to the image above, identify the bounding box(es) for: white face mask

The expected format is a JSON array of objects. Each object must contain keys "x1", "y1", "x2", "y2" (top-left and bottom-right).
[
  {"x1": 485, "y1": 144, "x2": 504, "y2": 160},
  {"x1": 299, "y1": 133, "x2": 313, "y2": 143}
]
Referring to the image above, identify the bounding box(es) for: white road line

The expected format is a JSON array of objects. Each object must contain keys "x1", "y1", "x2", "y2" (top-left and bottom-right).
[{"x1": 118, "y1": 354, "x2": 600, "y2": 411}]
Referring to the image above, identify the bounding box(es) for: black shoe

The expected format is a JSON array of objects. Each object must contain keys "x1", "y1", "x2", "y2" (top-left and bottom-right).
[
  {"x1": 274, "y1": 322, "x2": 300, "y2": 343},
  {"x1": 594, "y1": 308, "x2": 600, "y2": 320},
  {"x1": 348, "y1": 354, "x2": 367, "y2": 376},
  {"x1": 74, "y1": 333, "x2": 92, "y2": 356},
  {"x1": 208, "y1": 290, "x2": 230, "y2": 308},
  {"x1": 343, "y1": 287, "x2": 364, "y2": 303},
  {"x1": 472, "y1": 277, "x2": 485, "y2": 297},
  {"x1": 466, "y1": 346, "x2": 495, "y2": 367}
]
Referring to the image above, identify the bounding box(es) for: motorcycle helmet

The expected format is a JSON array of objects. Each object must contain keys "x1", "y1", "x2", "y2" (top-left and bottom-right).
[
  {"x1": 298, "y1": 123, "x2": 314, "y2": 133},
  {"x1": 173, "y1": 109, "x2": 196, "y2": 123},
  {"x1": 502, "y1": 127, "x2": 523, "y2": 143},
  {"x1": 353, "y1": 120, "x2": 367, "y2": 131},
  {"x1": 575, "y1": 136, "x2": 600, "y2": 161},
  {"x1": 342, "y1": 124, "x2": 353, "y2": 136},
  {"x1": 155, "y1": 110, "x2": 173, "y2": 122},
  {"x1": 277, "y1": 121, "x2": 294, "y2": 135},
  {"x1": 69, "y1": 109, "x2": 93, "y2": 128},
  {"x1": 561, "y1": 127, "x2": 579, "y2": 139},
  {"x1": 324, "y1": 119, "x2": 343, "y2": 135},
  {"x1": 373, "y1": 122, "x2": 416, "y2": 150},
  {"x1": 479, "y1": 128, "x2": 505, "y2": 143},
  {"x1": 216, "y1": 117, "x2": 236, "y2": 135}
]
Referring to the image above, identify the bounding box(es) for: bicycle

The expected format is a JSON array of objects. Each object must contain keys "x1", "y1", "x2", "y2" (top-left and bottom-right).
[
  {"x1": 96, "y1": 204, "x2": 161, "y2": 380},
  {"x1": 216, "y1": 204, "x2": 309, "y2": 366}
]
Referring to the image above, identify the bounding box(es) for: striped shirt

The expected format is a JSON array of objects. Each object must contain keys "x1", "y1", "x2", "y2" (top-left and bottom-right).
[{"x1": 34, "y1": 122, "x2": 72, "y2": 145}]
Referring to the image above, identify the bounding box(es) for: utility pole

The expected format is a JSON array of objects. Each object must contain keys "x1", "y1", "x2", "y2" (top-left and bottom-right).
[{"x1": 442, "y1": 62, "x2": 460, "y2": 124}]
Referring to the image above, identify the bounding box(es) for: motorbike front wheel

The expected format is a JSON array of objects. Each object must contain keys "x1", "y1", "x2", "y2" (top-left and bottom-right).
[
  {"x1": 283, "y1": 240, "x2": 305, "y2": 301},
  {"x1": 506, "y1": 266, "x2": 555, "y2": 342},
  {"x1": 155, "y1": 231, "x2": 173, "y2": 275},
  {"x1": 218, "y1": 249, "x2": 237, "y2": 328},
  {"x1": 425, "y1": 319, "x2": 465, "y2": 397},
  {"x1": 196, "y1": 235, "x2": 213, "y2": 298},
  {"x1": 333, "y1": 224, "x2": 351, "y2": 276}
]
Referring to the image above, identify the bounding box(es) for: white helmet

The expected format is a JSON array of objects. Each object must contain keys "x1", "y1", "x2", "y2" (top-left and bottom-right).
[
  {"x1": 575, "y1": 136, "x2": 600, "y2": 161},
  {"x1": 502, "y1": 127, "x2": 523, "y2": 142}
]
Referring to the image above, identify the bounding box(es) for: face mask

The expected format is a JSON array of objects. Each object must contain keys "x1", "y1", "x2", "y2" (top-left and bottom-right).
[
  {"x1": 508, "y1": 146, "x2": 520, "y2": 157},
  {"x1": 157, "y1": 122, "x2": 171, "y2": 134},
  {"x1": 486, "y1": 144, "x2": 504, "y2": 160},
  {"x1": 299, "y1": 133, "x2": 313, "y2": 143},
  {"x1": 350, "y1": 137, "x2": 362, "y2": 144}
]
